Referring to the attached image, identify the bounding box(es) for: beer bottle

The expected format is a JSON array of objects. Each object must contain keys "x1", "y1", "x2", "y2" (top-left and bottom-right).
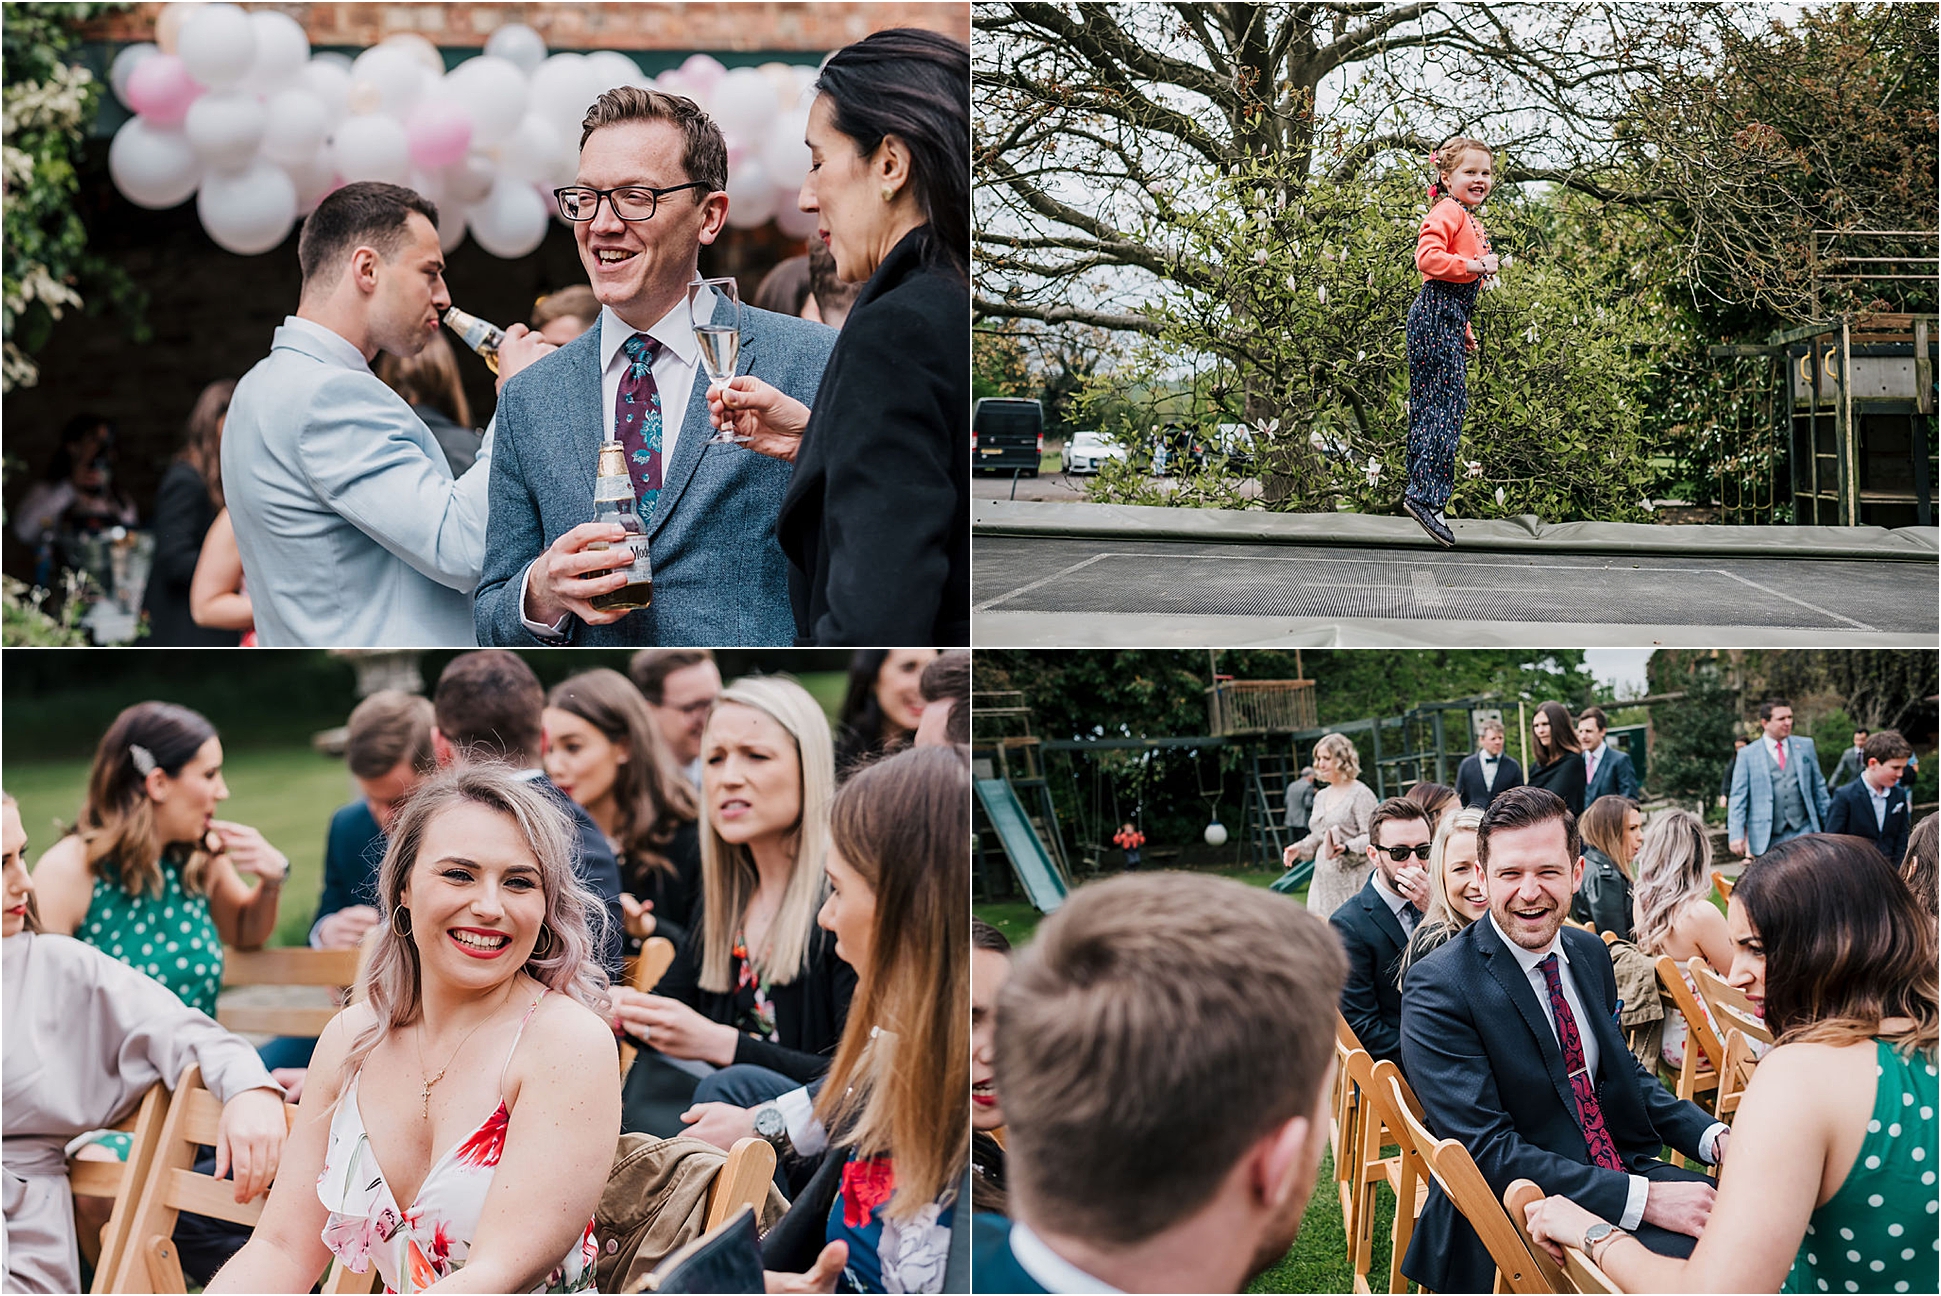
[
  {"x1": 443, "y1": 306, "x2": 505, "y2": 374},
  {"x1": 588, "y1": 441, "x2": 653, "y2": 611}
]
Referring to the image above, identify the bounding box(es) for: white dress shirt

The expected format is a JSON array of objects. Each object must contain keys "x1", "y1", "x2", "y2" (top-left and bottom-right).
[
  {"x1": 1370, "y1": 866, "x2": 1419, "y2": 935},
  {"x1": 519, "y1": 298, "x2": 707, "y2": 637},
  {"x1": 1479, "y1": 752, "x2": 1502, "y2": 791},
  {"x1": 1487, "y1": 914, "x2": 1725, "y2": 1231},
  {"x1": 1762, "y1": 733, "x2": 1789, "y2": 769},
  {"x1": 1009, "y1": 1220, "x2": 1122, "y2": 1294},
  {"x1": 1866, "y1": 776, "x2": 1894, "y2": 831}
]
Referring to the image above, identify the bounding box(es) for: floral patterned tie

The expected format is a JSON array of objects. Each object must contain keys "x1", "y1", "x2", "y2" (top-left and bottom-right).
[
  {"x1": 1538, "y1": 953, "x2": 1625, "y2": 1171},
  {"x1": 616, "y1": 333, "x2": 663, "y2": 521}
]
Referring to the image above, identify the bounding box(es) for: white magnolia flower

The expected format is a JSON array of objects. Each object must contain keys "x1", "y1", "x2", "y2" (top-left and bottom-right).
[
  {"x1": 1255, "y1": 249, "x2": 1270, "y2": 265},
  {"x1": 1495, "y1": 486, "x2": 1507, "y2": 507},
  {"x1": 1465, "y1": 460, "x2": 1484, "y2": 478},
  {"x1": 1317, "y1": 284, "x2": 1328, "y2": 304},
  {"x1": 1356, "y1": 350, "x2": 1366, "y2": 362},
  {"x1": 1367, "y1": 271, "x2": 1376, "y2": 288},
  {"x1": 1309, "y1": 429, "x2": 1327, "y2": 449},
  {"x1": 1286, "y1": 274, "x2": 1301, "y2": 293},
  {"x1": 1363, "y1": 457, "x2": 1383, "y2": 486},
  {"x1": 1253, "y1": 417, "x2": 1281, "y2": 435},
  {"x1": 1641, "y1": 498, "x2": 1657, "y2": 513}
]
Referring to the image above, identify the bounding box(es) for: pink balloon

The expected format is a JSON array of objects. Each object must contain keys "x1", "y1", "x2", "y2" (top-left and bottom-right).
[
  {"x1": 125, "y1": 53, "x2": 204, "y2": 127},
  {"x1": 406, "y1": 98, "x2": 474, "y2": 170}
]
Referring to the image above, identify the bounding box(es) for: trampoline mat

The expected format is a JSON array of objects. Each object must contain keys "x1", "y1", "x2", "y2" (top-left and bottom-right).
[{"x1": 972, "y1": 539, "x2": 1938, "y2": 634}]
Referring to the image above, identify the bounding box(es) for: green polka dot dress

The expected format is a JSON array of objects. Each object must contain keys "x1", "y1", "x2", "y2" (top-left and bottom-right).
[
  {"x1": 1782, "y1": 1040, "x2": 1939, "y2": 1294},
  {"x1": 81, "y1": 859, "x2": 224, "y2": 1017}
]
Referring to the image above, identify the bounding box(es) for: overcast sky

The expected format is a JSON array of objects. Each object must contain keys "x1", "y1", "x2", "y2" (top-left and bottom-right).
[{"x1": 1585, "y1": 648, "x2": 1654, "y2": 700}]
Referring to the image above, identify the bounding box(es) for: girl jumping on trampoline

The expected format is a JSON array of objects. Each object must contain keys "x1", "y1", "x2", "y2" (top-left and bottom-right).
[{"x1": 1403, "y1": 136, "x2": 1498, "y2": 548}]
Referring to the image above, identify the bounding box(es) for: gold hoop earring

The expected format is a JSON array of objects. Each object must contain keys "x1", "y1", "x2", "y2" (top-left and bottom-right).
[
  {"x1": 531, "y1": 926, "x2": 556, "y2": 960},
  {"x1": 391, "y1": 907, "x2": 412, "y2": 937}
]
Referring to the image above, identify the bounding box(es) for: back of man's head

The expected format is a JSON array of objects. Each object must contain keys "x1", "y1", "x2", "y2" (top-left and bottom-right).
[
  {"x1": 918, "y1": 651, "x2": 971, "y2": 746},
  {"x1": 628, "y1": 649, "x2": 715, "y2": 705},
  {"x1": 298, "y1": 181, "x2": 438, "y2": 297},
  {"x1": 346, "y1": 690, "x2": 436, "y2": 779},
  {"x1": 433, "y1": 651, "x2": 544, "y2": 765},
  {"x1": 996, "y1": 872, "x2": 1345, "y2": 1247}
]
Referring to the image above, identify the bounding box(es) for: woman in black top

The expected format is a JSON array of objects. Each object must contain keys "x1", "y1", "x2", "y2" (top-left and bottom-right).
[
  {"x1": 543, "y1": 668, "x2": 702, "y2": 955},
  {"x1": 834, "y1": 648, "x2": 936, "y2": 776},
  {"x1": 1525, "y1": 700, "x2": 1587, "y2": 814},
  {"x1": 1572, "y1": 794, "x2": 1642, "y2": 939},
  {"x1": 142, "y1": 382, "x2": 241, "y2": 646},
  {"x1": 707, "y1": 29, "x2": 971, "y2": 645}
]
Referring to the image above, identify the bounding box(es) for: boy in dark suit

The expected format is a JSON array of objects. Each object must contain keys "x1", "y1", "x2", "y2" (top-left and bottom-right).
[
  {"x1": 1826, "y1": 730, "x2": 1914, "y2": 865},
  {"x1": 1400, "y1": 787, "x2": 1724, "y2": 1295},
  {"x1": 973, "y1": 873, "x2": 1345, "y2": 1293},
  {"x1": 1330, "y1": 798, "x2": 1434, "y2": 1062}
]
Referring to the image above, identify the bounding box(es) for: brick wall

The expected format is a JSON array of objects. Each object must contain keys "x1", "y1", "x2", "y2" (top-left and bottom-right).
[{"x1": 80, "y1": 2, "x2": 969, "y2": 50}]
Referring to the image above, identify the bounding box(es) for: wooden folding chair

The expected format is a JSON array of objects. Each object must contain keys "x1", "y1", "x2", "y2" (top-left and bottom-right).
[
  {"x1": 1690, "y1": 959, "x2": 1774, "y2": 1121},
  {"x1": 1332, "y1": 1017, "x2": 1367, "y2": 1239},
  {"x1": 1381, "y1": 1071, "x2": 1552, "y2": 1294},
  {"x1": 68, "y1": 1083, "x2": 170, "y2": 1292},
  {"x1": 1502, "y1": 1180, "x2": 1620, "y2": 1293},
  {"x1": 618, "y1": 936, "x2": 678, "y2": 1077},
  {"x1": 1360, "y1": 1058, "x2": 1431, "y2": 1294},
  {"x1": 701, "y1": 1137, "x2": 778, "y2": 1231},
  {"x1": 1337, "y1": 1047, "x2": 1405, "y2": 1293},
  {"x1": 1710, "y1": 870, "x2": 1735, "y2": 903},
  {"x1": 1652, "y1": 956, "x2": 1722, "y2": 1138},
  {"x1": 217, "y1": 946, "x2": 364, "y2": 1038}
]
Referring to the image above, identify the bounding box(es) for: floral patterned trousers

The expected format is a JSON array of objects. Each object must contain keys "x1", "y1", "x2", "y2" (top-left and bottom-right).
[{"x1": 1405, "y1": 277, "x2": 1479, "y2": 510}]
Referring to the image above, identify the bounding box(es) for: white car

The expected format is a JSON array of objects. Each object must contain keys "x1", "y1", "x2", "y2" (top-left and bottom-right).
[{"x1": 1060, "y1": 430, "x2": 1127, "y2": 475}]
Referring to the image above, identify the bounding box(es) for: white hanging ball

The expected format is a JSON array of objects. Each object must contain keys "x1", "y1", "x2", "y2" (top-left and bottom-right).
[
  {"x1": 774, "y1": 198, "x2": 819, "y2": 241},
  {"x1": 110, "y1": 43, "x2": 159, "y2": 111},
  {"x1": 381, "y1": 33, "x2": 445, "y2": 78},
  {"x1": 724, "y1": 156, "x2": 777, "y2": 229},
  {"x1": 443, "y1": 55, "x2": 528, "y2": 148},
  {"x1": 261, "y1": 89, "x2": 330, "y2": 167},
  {"x1": 441, "y1": 150, "x2": 498, "y2": 205},
  {"x1": 300, "y1": 57, "x2": 353, "y2": 124},
  {"x1": 349, "y1": 44, "x2": 429, "y2": 120},
  {"x1": 283, "y1": 150, "x2": 339, "y2": 215},
  {"x1": 529, "y1": 52, "x2": 594, "y2": 136},
  {"x1": 484, "y1": 23, "x2": 547, "y2": 75},
  {"x1": 466, "y1": 178, "x2": 549, "y2": 258},
  {"x1": 108, "y1": 117, "x2": 202, "y2": 209},
  {"x1": 243, "y1": 10, "x2": 309, "y2": 94},
  {"x1": 497, "y1": 113, "x2": 563, "y2": 185},
  {"x1": 1204, "y1": 821, "x2": 1229, "y2": 847},
  {"x1": 584, "y1": 51, "x2": 644, "y2": 94},
  {"x1": 198, "y1": 159, "x2": 297, "y2": 255},
  {"x1": 177, "y1": 3, "x2": 256, "y2": 91},
  {"x1": 708, "y1": 66, "x2": 779, "y2": 147},
  {"x1": 183, "y1": 90, "x2": 265, "y2": 171},
  {"x1": 330, "y1": 112, "x2": 412, "y2": 185},
  {"x1": 760, "y1": 108, "x2": 812, "y2": 189}
]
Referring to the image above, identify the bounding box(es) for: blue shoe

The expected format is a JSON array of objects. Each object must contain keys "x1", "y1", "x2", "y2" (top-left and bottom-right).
[{"x1": 1404, "y1": 497, "x2": 1456, "y2": 548}]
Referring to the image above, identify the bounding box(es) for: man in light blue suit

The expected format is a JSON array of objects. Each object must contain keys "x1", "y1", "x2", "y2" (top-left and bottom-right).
[
  {"x1": 1576, "y1": 707, "x2": 1642, "y2": 803},
  {"x1": 223, "y1": 182, "x2": 551, "y2": 647},
  {"x1": 475, "y1": 88, "x2": 835, "y2": 647},
  {"x1": 1728, "y1": 698, "x2": 1832, "y2": 859}
]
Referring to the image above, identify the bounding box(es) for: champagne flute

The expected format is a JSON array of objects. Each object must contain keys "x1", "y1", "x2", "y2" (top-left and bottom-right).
[{"x1": 689, "y1": 277, "x2": 746, "y2": 445}]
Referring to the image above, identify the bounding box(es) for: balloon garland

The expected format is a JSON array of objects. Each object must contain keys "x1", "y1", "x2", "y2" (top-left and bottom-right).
[{"x1": 108, "y1": 3, "x2": 825, "y2": 256}]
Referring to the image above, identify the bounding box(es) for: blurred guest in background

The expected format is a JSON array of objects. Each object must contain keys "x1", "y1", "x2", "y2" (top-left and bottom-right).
[
  {"x1": 804, "y1": 240, "x2": 860, "y2": 328},
  {"x1": 375, "y1": 333, "x2": 482, "y2": 478},
  {"x1": 530, "y1": 284, "x2": 601, "y2": 346},
  {"x1": 916, "y1": 650, "x2": 971, "y2": 748},
  {"x1": 142, "y1": 381, "x2": 240, "y2": 646},
  {"x1": 836, "y1": 649, "x2": 937, "y2": 774},
  {"x1": 1525, "y1": 701, "x2": 1587, "y2": 814},
  {"x1": 11, "y1": 414, "x2": 140, "y2": 591},
  {"x1": 189, "y1": 508, "x2": 254, "y2": 641},
  {"x1": 755, "y1": 254, "x2": 814, "y2": 318},
  {"x1": 630, "y1": 649, "x2": 722, "y2": 787},
  {"x1": 310, "y1": 690, "x2": 437, "y2": 953},
  {"x1": 1572, "y1": 794, "x2": 1642, "y2": 940}
]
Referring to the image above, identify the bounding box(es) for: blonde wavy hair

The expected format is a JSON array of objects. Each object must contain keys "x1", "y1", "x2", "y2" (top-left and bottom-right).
[
  {"x1": 340, "y1": 764, "x2": 612, "y2": 1081},
  {"x1": 1314, "y1": 732, "x2": 1361, "y2": 782},
  {"x1": 697, "y1": 677, "x2": 836, "y2": 994},
  {"x1": 1398, "y1": 806, "x2": 1485, "y2": 984}
]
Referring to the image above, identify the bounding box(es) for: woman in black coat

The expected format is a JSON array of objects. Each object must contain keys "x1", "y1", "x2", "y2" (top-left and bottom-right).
[
  {"x1": 1525, "y1": 699, "x2": 1587, "y2": 814},
  {"x1": 707, "y1": 29, "x2": 970, "y2": 646},
  {"x1": 141, "y1": 381, "x2": 241, "y2": 646}
]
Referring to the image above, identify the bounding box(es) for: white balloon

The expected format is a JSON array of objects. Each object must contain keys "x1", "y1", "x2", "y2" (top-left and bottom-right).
[
  {"x1": 498, "y1": 113, "x2": 562, "y2": 184},
  {"x1": 330, "y1": 112, "x2": 411, "y2": 185},
  {"x1": 1204, "y1": 821, "x2": 1229, "y2": 847},
  {"x1": 466, "y1": 178, "x2": 549, "y2": 258},
  {"x1": 584, "y1": 51, "x2": 643, "y2": 94},
  {"x1": 381, "y1": 33, "x2": 445, "y2": 78},
  {"x1": 725, "y1": 156, "x2": 777, "y2": 229},
  {"x1": 108, "y1": 116, "x2": 201, "y2": 208},
  {"x1": 655, "y1": 69, "x2": 695, "y2": 103},
  {"x1": 760, "y1": 108, "x2": 812, "y2": 189},
  {"x1": 244, "y1": 10, "x2": 308, "y2": 93},
  {"x1": 198, "y1": 159, "x2": 297, "y2": 255},
  {"x1": 350, "y1": 44, "x2": 429, "y2": 120},
  {"x1": 709, "y1": 66, "x2": 780, "y2": 148},
  {"x1": 261, "y1": 89, "x2": 330, "y2": 167},
  {"x1": 311, "y1": 51, "x2": 354, "y2": 74},
  {"x1": 484, "y1": 23, "x2": 547, "y2": 75},
  {"x1": 110, "y1": 43, "x2": 158, "y2": 110},
  {"x1": 283, "y1": 150, "x2": 338, "y2": 214},
  {"x1": 442, "y1": 151, "x2": 498, "y2": 204},
  {"x1": 529, "y1": 53, "x2": 594, "y2": 136},
  {"x1": 301, "y1": 57, "x2": 352, "y2": 124},
  {"x1": 443, "y1": 56, "x2": 527, "y2": 147},
  {"x1": 774, "y1": 194, "x2": 818, "y2": 240},
  {"x1": 177, "y1": 3, "x2": 255, "y2": 91},
  {"x1": 184, "y1": 90, "x2": 265, "y2": 171},
  {"x1": 410, "y1": 169, "x2": 467, "y2": 251}
]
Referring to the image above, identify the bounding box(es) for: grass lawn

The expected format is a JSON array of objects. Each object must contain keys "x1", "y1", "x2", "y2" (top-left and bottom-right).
[
  {"x1": 7, "y1": 744, "x2": 353, "y2": 949},
  {"x1": 976, "y1": 864, "x2": 1299, "y2": 946}
]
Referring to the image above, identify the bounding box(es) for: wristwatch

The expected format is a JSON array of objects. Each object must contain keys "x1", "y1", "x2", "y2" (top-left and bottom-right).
[
  {"x1": 751, "y1": 1103, "x2": 791, "y2": 1157},
  {"x1": 1582, "y1": 1221, "x2": 1625, "y2": 1260}
]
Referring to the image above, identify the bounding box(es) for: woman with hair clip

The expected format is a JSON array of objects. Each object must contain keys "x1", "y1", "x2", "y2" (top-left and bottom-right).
[
  {"x1": 31, "y1": 702, "x2": 290, "y2": 1021},
  {"x1": 142, "y1": 379, "x2": 241, "y2": 646},
  {"x1": 1629, "y1": 808, "x2": 1735, "y2": 1069},
  {"x1": 834, "y1": 649, "x2": 937, "y2": 775},
  {"x1": 1282, "y1": 732, "x2": 1378, "y2": 918},
  {"x1": 3, "y1": 792, "x2": 288, "y2": 1295},
  {"x1": 1526, "y1": 834, "x2": 1938, "y2": 1291},
  {"x1": 1572, "y1": 795, "x2": 1642, "y2": 940},
  {"x1": 612, "y1": 676, "x2": 857, "y2": 1134},
  {"x1": 763, "y1": 744, "x2": 971, "y2": 1294},
  {"x1": 544, "y1": 668, "x2": 703, "y2": 953},
  {"x1": 1524, "y1": 701, "x2": 1587, "y2": 814},
  {"x1": 1396, "y1": 806, "x2": 1487, "y2": 984},
  {"x1": 206, "y1": 765, "x2": 620, "y2": 1293}
]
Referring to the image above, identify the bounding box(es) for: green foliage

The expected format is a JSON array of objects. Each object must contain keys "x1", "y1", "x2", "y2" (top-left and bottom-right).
[
  {"x1": 1076, "y1": 163, "x2": 1658, "y2": 521},
  {"x1": 0, "y1": 573, "x2": 90, "y2": 645},
  {"x1": 3, "y1": 2, "x2": 144, "y2": 391},
  {"x1": 1649, "y1": 669, "x2": 1745, "y2": 805}
]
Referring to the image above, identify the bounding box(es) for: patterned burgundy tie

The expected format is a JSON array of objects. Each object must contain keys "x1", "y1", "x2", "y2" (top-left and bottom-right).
[
  {"x1": 1538, "y1": 953, "x2": 1625, "y2": 1171},
  {"x1": 615, "y1": 333, "x2": 664, "y2": 521}
]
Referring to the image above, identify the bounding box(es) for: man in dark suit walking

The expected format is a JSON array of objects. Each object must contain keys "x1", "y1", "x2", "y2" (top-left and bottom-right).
[
  {"x1": 1331, "y1": 798, "x2": 1434, "y2": 1063},
  {"x1": 1400, "y1": 787, "x2": 1725, "y2": 1295},
  {"x1": 1456, "y1": 718, "x2": 1522, "y2": 810},
  {"x1": 1577, "y1": 707, "x2": 1641, "y2": 803},
  {"x1": 1826, "y1": 730, "x2": 1914, "y2": 864}
]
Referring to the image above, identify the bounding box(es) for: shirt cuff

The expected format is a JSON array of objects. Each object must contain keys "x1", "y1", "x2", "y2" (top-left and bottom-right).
[
  {"x1": 771, "y1": 1086, "x2": 828, "y2": 1158},
  {"x1": 307, "y1": 917, "x2": 326, "y2": 949},
  {"x1": 1620, "y1": 1174, "x2": 1648, "y2": 1231},
  {"x1": 518, "y1": 560, "x2": 571, "y2": 641},
  {"x1": 1699, "y1": 1121, "x2": 1728, "y2": 1165}
]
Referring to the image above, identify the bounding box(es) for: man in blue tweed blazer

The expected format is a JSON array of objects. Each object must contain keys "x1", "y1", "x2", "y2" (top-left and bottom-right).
[{"x1": 475, "y1": 88, "x2": 834, "y2": 647}]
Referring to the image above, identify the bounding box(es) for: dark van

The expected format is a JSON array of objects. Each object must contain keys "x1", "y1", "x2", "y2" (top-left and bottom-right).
[{"x1": 973, "y1": 398, "x2": 1044, "y2": 477}]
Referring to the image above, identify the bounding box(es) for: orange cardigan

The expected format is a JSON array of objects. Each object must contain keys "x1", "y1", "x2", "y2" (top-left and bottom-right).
[{"x1": 1416, "y1": 197, "x2": 1485, "y2": 283}]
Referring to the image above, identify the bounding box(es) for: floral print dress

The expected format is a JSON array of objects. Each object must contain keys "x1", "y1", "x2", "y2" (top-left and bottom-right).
[
  {"x1": 317, "y1": 993, "x2": 599, "y2": 1293},
  {"x1": 829, "y1": 1152, "x2": 955, "y2": 1294}
]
